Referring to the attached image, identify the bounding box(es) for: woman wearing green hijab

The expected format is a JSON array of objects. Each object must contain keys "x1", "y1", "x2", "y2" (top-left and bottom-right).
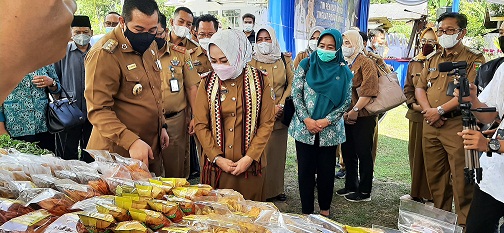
[{"x1": 288, "y1": 29, "x2": 352, "y2": 216}]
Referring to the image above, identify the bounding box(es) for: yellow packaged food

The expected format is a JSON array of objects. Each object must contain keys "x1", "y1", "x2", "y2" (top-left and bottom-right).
[
  {"x1": 149, "y1": 179, "x2": 173, "y2": 193},
  {"x1": 77, "y1": 212, "x2": 116, "y2": 232},
  {"x1": 0, "y1": 209, "x2": 56, "y2": 233},
  {"x1": 114, "y1": 196, "x2": 149, "y2": 210},
  {"x1": 164, "y1": 195, "x2": 195, "y2": 215},
  {"x1": 96, "y1": 203, "x2": 131, "y2": 222},
  {"x1": 159, "y1": 178, "x2": 189, "y2": 188},
  {"x1": 194, "y1": 201, "x2": 232, "y2": 216},
  {"x1": 135, "y1": 184, "x2": 165, "y2": 199},
  {"x1": 113, "y1": 220, "x2": 154, "y2": 233},
  {"x1": 129, "y1": 208, "x2": 171, "y2": 230},
  {"x1": 158, "y1": 227, "x2": 207, "y2": 233},
  {"x1": 147, "y1": 200, "x2": 184, "y2": 223}
]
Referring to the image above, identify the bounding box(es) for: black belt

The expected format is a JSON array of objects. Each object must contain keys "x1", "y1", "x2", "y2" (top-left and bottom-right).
[
  {"x1": 164, "y1": 110, "x2": 183, "y2": 119},
  {"x1": 443, "y1": 110, "x2": 462, "y2": 118}
]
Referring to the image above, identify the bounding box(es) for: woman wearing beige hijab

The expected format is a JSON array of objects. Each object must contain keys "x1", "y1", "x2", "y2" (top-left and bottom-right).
[
  {"x1": 294, "y1": 26, "x2": 324, "y2": 69},
  {"x1": 194, "y1": 29, "x2": 275, "y2": 201}
]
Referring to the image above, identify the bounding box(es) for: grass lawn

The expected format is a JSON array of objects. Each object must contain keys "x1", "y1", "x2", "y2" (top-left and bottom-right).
[{"x1": 275, "y1": 104, "x2": 412, "y2": 228}]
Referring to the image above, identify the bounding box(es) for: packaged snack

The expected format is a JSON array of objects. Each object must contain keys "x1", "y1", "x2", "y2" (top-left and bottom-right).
[
  {"x1": 129, "y1": 208, "x2": 171, "y2": 230},
  {"x1": 149, "y1": 179, "x2": 173, "y2": 193},
  {"x1": 240, "y1": 201, "x2": 279, "y2": 223},
  {"x1": 7, "y1": 180, "x2": 36, "y2": 196},
  {"x1": 307, "y1": 214, "x2": 345, "y2": 233},
  {"x1": 31, "y1": 174, "x2": 58, "y2": 189},
  {"x1": 237, "y1": 222, "x2": 272, "y2": 233},
  {"x1": 159, "y1": 178, "x2": 189, "y2": 188},
  {"x1": 105, "y1": 177, "x2": 135, "y2": 194},
  {"x1": 113, "y1": 155, "x2": 152, "y2": 181},
  {"x1": 89, "y1": 179, "x2": 112, "y2": 195},
  {"x1": 135, "y1": 184, "x2": 165, "y2": 199},
  {"x1": 0, "y1": 209, "x2": 56, "y2": 233},
  {"x1": 54, "y1": 170, "x2": 79, "y2": 182},
  {"x1": 22, "y1": 163, "x2": 52, "y2": 177},
  {"x1": 84, "y1": 150, "x2": 115, "y2": 162},
  {"x1": 55, "y1": 183, "x2": 102, "y2": 202},
  {"x1": 114, "y1": 196, "x2": 149, "y2": 210},
  {"x1": 158, "y1": 227, "x2": 208, "y2": 233},
  {"x1": 43, "y1": 213, "x2": 81, "y2": 233},
  {"x1": 96, "y1": 203, "x2": 131, "y2": 222},
  {"x1": 11, "y1": 171, "x2": 31, "y2": 182},
  {"x1": 194, "y1": 201, "x2": 232, "y2": 216},
  {"x1": 75, "y1": 171, "x2": 102, "y2": 184},
  {"x1": 147, "y1": 200, "x2": 185, "y2": 223},
  {"x1": 0, "y1": 187, "x2": 17, "y2": 199},
  {"x1": 70, "y1": 195, "x2": 116, "y2": 212},
  {"x1": 164, "y1": 195, "x2": 195, "y2": 215},
  {"x1": 113, "y1": 220, "x2": 154, "y2": 233},
  {"x1": 172, "y1": 185, "x2": 212, "y2": 200},
  {"x1": 0, "y1": 197, "x2": 33, "y2": 224},
  {"x1": 77, "y1": 212, "x2": 116, "y2": 233},
  {"x1": 18, "y1": 188, "x2": 75, "y2": 216}
]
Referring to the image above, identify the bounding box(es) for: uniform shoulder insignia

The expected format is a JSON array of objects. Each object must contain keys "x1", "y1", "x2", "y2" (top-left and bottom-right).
[
  {"x1": 172, "y1": 45, "x2": 186, "y2": 54},
  {"x1": 468, "y1": 48, "x2": 483, "y2": 56},
  {"x1": 102, "y1": 39, "x2": 118, "y2": 54}
]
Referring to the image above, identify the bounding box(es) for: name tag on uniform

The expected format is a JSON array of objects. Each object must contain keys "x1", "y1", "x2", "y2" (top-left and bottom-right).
[
  {"x1": 428, "y1": 67, "x2": 436, "y2": 72},
  {"x1": 127, "y1": 63, "x2": 137, "y2": 70},
  {"x1": 170, "y1": 78, "x2": 180, "y2": 92},
  {"x1": 156, "y1": 59, "x2": 162, "y2": 70}
]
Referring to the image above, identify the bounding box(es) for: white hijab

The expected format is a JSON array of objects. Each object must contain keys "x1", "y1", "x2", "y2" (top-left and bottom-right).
[
  {"x1": 208, "y1": 29, "x2": 253, "y2": 80},
  {"x1": 253, "y1": 25, "x2": 282, "y2": 64}
]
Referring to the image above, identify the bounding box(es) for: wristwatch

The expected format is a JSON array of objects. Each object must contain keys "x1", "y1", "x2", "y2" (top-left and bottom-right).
[
  {"x1": 488, "y1": 139, "x2": 501, "y2": 153},
  {"x1": 352, "y1": 107, "x2": 359, "y2": 112},
  {"x1": 437, "y1": 106, "x2": 445, "y2": 115}
]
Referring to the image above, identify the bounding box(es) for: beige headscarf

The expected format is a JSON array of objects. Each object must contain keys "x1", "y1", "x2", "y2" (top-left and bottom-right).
[
  {"x1": 342, "y1": 30, "x2": 364, "y2": 62},
  {"x1": 306, "y1": 26, "x2": 325, "y2": 54},
  {"x1": 208, "y1": 29, "x2": 253, "y2": 79},
  {"x1": 253, "y1": 25, "x2": 282, "y2": 64}
]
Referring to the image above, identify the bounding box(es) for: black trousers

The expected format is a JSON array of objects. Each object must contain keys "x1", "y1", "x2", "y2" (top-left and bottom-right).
[
  {"x1": 56, "y1": 119, "x2": 93, "y2": 162},
  {"x1": 12, "y1": 131, "x2": 55, "y2": 154},
  {"x1": 466, "y1": 185, "x2": 504, "y2": 233},
  {"x1": 341, "y1": 115, "x2": 377, "y2": 194},
  {"x1": 296, "y1": 135, "x2": 337, "y2": 214},
  {"x1": 189, "y1": 136, "x2": 200, "y2": 174}
]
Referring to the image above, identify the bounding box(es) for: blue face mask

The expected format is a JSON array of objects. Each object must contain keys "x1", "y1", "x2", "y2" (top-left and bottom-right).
[
  {"x1": 317, "y1": 48, "x2": 337, "y2": 62},
  {"x1": 105, "y1": 27, "x2": 115, "y2": 33}
]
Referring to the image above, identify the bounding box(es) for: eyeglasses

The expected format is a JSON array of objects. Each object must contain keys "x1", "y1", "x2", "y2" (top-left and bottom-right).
[
  {"x1": 197, "y1": 33, "x2": 215, "y2": 39},
  {"x1": 420, "y1": 39, "x2": 436, "y2": 44},
  {"x1": 156, "y1": 30, "x2": 166, "y2": 37},
  {"x1": 104, "y1": 22, "x2": 119, "y2": 27},
  {"x1": 436, "y1": 28, "x2": 463, "y2": 36}
]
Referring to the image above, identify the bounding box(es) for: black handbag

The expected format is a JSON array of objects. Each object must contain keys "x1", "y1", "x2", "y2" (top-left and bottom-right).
[
  {"x1": 281, "y1": 96, "x2": 295, "y2": 126},
  {"x1": 46, "y1": 87, "x2": 85, "y2": 133}
]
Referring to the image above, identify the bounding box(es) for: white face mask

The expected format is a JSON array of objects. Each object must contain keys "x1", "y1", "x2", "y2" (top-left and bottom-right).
[
  {"x1": 257, "y1": 42, "x2": 273, "y2": 55},
  {"x1": 308, "y1": 40, "x2": 318, "y2": 51},
  {"x1": 199, "y1": 38, "x2": 211, "y2": 51},
  {"x1": 438, "y1": 33, "x2": 460, "y2": 49},
  {"x1": 105, "y1": 27, "x2": 115, "y2": 33},
  {"x1": 342, "y1": 46, "x2": 355, "y2": 57},
  {"x1": 243, "y1": 23, "x2": 254, "y2": 32},
  {"x1": 173, "y1": 24, "x2": 190, "y2": 38}
]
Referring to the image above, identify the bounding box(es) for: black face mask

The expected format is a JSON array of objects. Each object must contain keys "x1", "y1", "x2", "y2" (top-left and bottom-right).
[
  {"x1": 155, "y1": 37, "x2": 166, "y2": 50},
  {"x1": 422, "y1": 43, "x2": 435, "y2": 56},
  {"x1": 124, "y1": 26, "x2": 155, "y2": 54},
  {"x1": 499, "y1": 36, "x2": 504, "y2": 52}
]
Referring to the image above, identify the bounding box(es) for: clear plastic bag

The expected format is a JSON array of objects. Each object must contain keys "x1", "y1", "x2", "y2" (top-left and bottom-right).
[
  {"x1": 164, "y1": 195, "x2": 195, "y2": 215},
  {"x1": 129, "y1": 208, "x2": 172, "y2": 230},
  {"x1": 194, "y1": 201, "x2": 232, "y2": 216},
  {"x1": 70, "y1": 195, "x2": 115, "y2": 212},
  {"x1": 55, "y1": 183, "x2": 102, "y2": 202},
  {"x1": 17, "y1": 188, "x2": 75, "y2": 216},
  {"x1": 54, "y1": 170, "x2": 79, "y2": 182},
  {"x1": 43, "y1": 213, "x2": 81, "y2": 233},
  {"x1": 398, "y1": 199, "x2": 460, "y2": 233},
  {"x1": 114, "y1": 220, "x2": 154, "y2": 233},
  {"x1": 147, "y1": 200, "x2": 185, "y2": 223},
  {"x1": 31, "y1": 174, "x2": 58, "y2": 189},
  {"x1": 0, "y1": 209, "x2": 56, "y2": 233},
  {"x1": 84, "y1": 149, "x2": 115, "y2": 162},
  {"x1": 77, "y1": 212, "x2": 116, "y2": 233},
  {"x1": 22, "y1": 163, "x2": 52, "y2": 177},
  {"x1": 0, "y1": 197, "x2": 34, "y2": 225},
  {"x1": 239, "y1": 200, "x2": 279, "y2": 224},
  {"x1": 6, "y1": 180, "x2": 36, "y2": 196},
  {"x1": 307, "y1": 214, "x2": 345, "y2": 233}
]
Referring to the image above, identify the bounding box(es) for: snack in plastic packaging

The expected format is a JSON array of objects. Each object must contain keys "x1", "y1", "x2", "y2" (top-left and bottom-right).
[
  {"x1": 194, "y1": 201, "x2": 232, "y2": 216},
  {"x1": 172, "y1": 186, "x2": 211, "y2": 200},
  {"x1": 7, "y1": 180, "x2": 36, "y2": 196},
  {"x1": 237, "y1": 222, "x2": 272, "y2": 233},
  {"x1": 113, "y1": 155, "x2": 152, "y2": 181},
  {"x1": 164, "y1": 195, "x2": 195, "y2": 215},
  {"x1": 43, "y1": 213, "x2": 81, "y2": 233},
  {"x1": 159, "y1": 178, "x2": 189, "y2": 188},
  {"x1": 84, "y1": 150, "x2": 115, "y2": 162},
  {"x1": 96, "y1": 203, "x2": 131, "y2": 222},
  {"x1": 0, "y1": 187, "x2": 17, "y2": 199},
  {"x1": 75, "y1": 171, "x2": 102, "y2": 184},
  {"x1": 70, "y1": 195, "x2": 116, "y2": 212},
  {"x1": 135, "y1": 184, "x2": 165, "y2": 199},
  {"x1": 149, "y1": 179, "x2": 173, "y2": 193},
  {"x1": 129, "y1": 208, "x2": 171, "y2": 230},
  {"x1": 55, "y1": 183, "x2": 102, "y2": 202},
  {"x1": 22, "y1": 163, "x2": 52, "y2": 177},
  {"x1": 11, "y1": 171, "x2": 31, "y2": 182},
  {"x1": 105, "y1": 177, "x2": 135, "y2": 194},
  {"x1": 114, "y1": 196, "x2": 149, "y2": 210},
  {"x1": 113, "y1": 220, "x2": 155, "y2": 233},
  {"x1": 31, "y1": 174, "x2": 58, "y2": 189},
  {"x1": 77, "y1": 212, "x2": 116, "y2": 233},
  {"x1": 0, "y1": 197, "x2": 33, "y2": 224},
  {"x1": 0, "y1": 209, "x2": 56, "y2": 233},
  {"x1": 147, "y1": 200, "x2": 185, "y2": 223},
  {"x1": 18, "y1": 188, "x2": 75, "y2": 216},
  {"x1": 158, "y1": 227, "x2": 208, "y2": 233},
  {"x1": 89, "y1": 179, "x2": 112, "y2": 195},
  {"x1": 307, "y1": 214, "x2": 345, "y2": 233},
  {"x1": 54, "y1": 170, "x2": 79, "y2": 182},
  {"x1": 240, "y1": 201, "x2": 279, "y2": 223}
]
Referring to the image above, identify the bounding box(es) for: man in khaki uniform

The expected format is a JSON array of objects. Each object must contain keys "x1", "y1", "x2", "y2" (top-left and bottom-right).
[
  {"x1": 192, "y1": 14, "x2": 217, "y2": 75},
  {"x1": 168, "y1": 7, "x2": 199, "y2": 52},
  {"x1": 156, "y1": 13, "x2": 200, "y2": 178},
  {"x1": 415, "y1": 12, "x2": 485, "y2": 226},
  {"x1": 85, "y1": 0, "x2": 169, "y2": 175}
]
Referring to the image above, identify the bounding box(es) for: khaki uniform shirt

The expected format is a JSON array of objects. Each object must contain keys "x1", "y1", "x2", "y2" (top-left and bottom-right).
[
  {"x1": 159, "y1": 44, "x2": 200, "y2": 114},
  {"x1": 194, "y1": 72, "x2": 276, "y2": 167},
  {"x1": 417, "y1": 43, "x2": 485, "y2": 109},
  {"x1": 365, "y1": 51, "x2": 392, "y2": 74},
  {"x1": 349, "y1": 54, "x2": 379, "y2": 117},
  {"x1": 167, "y1": 35, "x2": 199, "y2": 51},
  {"x1": 404, "y1": 59, "x2": 424, "y2": 122},
  {"x1": 293, "y1": 51, "x2": 309, "y2": 69},
  {"x1": 191, "y1": 46, "x2": 212, "y2": 75},
  {"x1": 84, "y1": 26, "x2": 164, "y2": 158},
  {"x1": 248, "y1": 57, "x2": 294, "y2": 106}
]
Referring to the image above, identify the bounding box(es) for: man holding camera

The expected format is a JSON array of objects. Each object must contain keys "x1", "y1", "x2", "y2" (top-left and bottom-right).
[
  {"x1": 415, "y1": 12, "x2": 485, "y2": 226},
  {"x1": 456, "y1": 73, "x2": 504, "y2": 232}
]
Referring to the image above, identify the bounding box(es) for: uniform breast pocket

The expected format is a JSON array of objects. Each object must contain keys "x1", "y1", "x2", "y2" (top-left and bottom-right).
[
  {"x1": 124, "y1": 74, "x2": 144, "y2": 99},
  {"x1": 426, "y1": 70, "x2": 439, "y2": 89}
]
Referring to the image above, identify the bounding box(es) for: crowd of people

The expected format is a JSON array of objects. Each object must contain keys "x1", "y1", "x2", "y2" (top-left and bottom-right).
[{"x1": 1, "y1": 0, "x2": 504, "y2": 231}]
